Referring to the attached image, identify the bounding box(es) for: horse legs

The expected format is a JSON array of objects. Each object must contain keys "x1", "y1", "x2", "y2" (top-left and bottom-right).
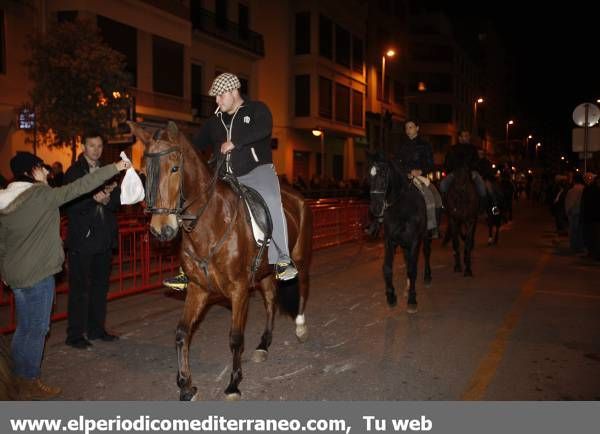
[
  {"x1": 224, "y1": 291, "x2": 249, "y2": 400},
  {"x1": 451, "y1": 221, "x2": 462, "y2": 272},
  {"x1": 463, "y1": 222, "x2": 476, "y2": 277},
  {"x1": 253, "y1": 276, "x2": 276, "y2": 363},
  {"x1": 494, "y1": 223, "x2": 500, "y2": 245},
  {"x1": 422, "y1": 236, "x2": 432, "y2": 287},
  {"x1": 487, "y1": 219, "x2": 494, "y2": 245},
  {"x1": 295, "y1": 269, "x2": 309, "y2": 342},
  {"x1": 383, "y1": 240, "x2": 397, "y2": 307},
  {"x1": 175, "y1": 286, "x2": 209, "y2": 401},
  {"x1": 403, "y1": 241, "x2": 420, "y2": 314}
]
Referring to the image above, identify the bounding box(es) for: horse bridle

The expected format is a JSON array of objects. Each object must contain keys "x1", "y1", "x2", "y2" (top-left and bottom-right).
[
  {"x1": 369, "y1": 161, "x2": 390, "y2": 219},
  {"x1": 143, "y1": 133, "x2": 223, "y2": 231}
]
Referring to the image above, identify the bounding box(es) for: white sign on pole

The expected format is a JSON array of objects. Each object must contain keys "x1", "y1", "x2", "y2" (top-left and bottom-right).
[{"x1": 572, "y1": 128, "x2": 600, "y2": 152}]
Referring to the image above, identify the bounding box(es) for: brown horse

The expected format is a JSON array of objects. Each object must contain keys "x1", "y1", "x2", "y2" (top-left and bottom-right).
[
  {"x1": 445, "y1": 166, "x2": 479, "y2": 276},
  {"x1": 129, "y1": 121, "x2": 312, "y2": 401}
]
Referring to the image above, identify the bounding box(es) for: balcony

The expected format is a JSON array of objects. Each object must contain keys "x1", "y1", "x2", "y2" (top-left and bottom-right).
[
  {"x1": 191, "y1": 7, "x2": 264, "y2": 57},
  {"x1": 140, "y1": 0, "x2": 189, "y2": 21},
  {"x1": 130, "y1": 88, "x2": 191, "y2": 114}
]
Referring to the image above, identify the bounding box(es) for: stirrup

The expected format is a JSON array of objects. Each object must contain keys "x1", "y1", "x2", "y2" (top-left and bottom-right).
[
  {"x1": 275, "y1": 261, "x2": 298, "y2": 281},
  {"x1": 163, "y1": 268, "x2": 189, "y2": 291}
]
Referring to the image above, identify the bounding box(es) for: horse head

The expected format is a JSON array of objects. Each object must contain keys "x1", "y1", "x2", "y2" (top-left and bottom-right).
[
  {"x1": 129, "y1": 121, "x2": 186, "y2": 241},
  {"x1": 366, "y1": 151, "x2": 390, "y2": 219}
]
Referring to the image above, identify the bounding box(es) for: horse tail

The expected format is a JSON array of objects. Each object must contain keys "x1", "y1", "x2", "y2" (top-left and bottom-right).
[
  {"x1": 0, "y1": 336, "x2": 18, "y2": 400},
  {"x1": 277, "y1": 278, "x2": 300, "y2": 318}
]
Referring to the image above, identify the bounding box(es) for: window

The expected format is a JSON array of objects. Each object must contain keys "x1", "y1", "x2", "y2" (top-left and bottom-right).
[
  {"x1": 238, "y1": 3, "x2": 249, "y2": 40},
  {"x1": 0, "y1": 10, "x2": 5, "y2": 74},
  {"x1": 332, "y1": 155, "x2": 343, "y2": 181},
  {"x1": 335, "y1": 25, "x2": 350, "y2": 68},
  {"x1": 295, "y1": 12, "x2": 310, "y2": 55},
  {"x1": 191, "y1": 63, "x2": 204, "y2": 117},
  {"x1": 295, "y1": 75, "x2": 310, "y2": 117},
  {"x1": 351, "y1": 35, "x2": 363, "y2": 74},
  {"x1": 335, "y1": 83, "x2": 350, "y2": 123},
  {"x1": 318, "y1": 77, "x2": 332, "y2": 119},
  {"x1": 319, "y1": 15, "x2": 332, "y2": 59},
  {"x1": 153, "y1": 36, "x2": 184, "y2": 97},
  {"x1": 57, "y1": 10, "x2": 78, "y2": 23},
  {"x1": 239, "y1": 77, "x2": 249, "y2": 96},
  {"x1": 352, "y1": 90, "x2": 363, "y2": 127},
  {"x1": 98, "y1": 16, "x2": 138, "y2": 87},
  {"x1": 216, "y1": 0, "x2": 228, "y2": 30}
]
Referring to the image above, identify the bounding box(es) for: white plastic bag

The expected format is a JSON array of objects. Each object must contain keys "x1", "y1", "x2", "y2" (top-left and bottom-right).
[{"x1": 119, "y1": 151, "x2": 145, "y2": 205}]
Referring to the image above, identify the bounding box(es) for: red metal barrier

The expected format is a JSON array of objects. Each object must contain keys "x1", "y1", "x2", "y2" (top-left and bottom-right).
[{"x1": 0, "y1": 198, "x2": 368, "y2": 334}]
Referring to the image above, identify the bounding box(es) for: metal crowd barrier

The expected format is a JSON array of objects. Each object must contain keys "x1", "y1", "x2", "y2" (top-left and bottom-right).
[{"x1": 1, "y1": 198, "x2": 369, "y2": 334}]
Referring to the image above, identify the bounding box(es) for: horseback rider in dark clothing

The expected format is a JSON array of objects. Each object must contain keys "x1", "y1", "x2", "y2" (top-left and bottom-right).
[
  {"x1": 440, "y1": 130, "x2": 495, "y2": 214},
  {"x1": 392, "y1": 119, "x2": 443, "y2": 238},
  {"x1": 475, "y1": 147, "x2": 501, "y2": 215}
]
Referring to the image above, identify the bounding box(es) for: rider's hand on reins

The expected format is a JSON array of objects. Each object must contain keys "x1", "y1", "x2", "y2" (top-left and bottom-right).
[{"x1": 220, "y1": 141, "x2": 235, "y2": 154}]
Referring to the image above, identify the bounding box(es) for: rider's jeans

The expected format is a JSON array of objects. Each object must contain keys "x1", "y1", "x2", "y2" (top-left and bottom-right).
[
  {"x1": 237, "y1": 164, "x2": 290, "y2": 264},
  {"x1": 440, "y1": 171, "x2": 487, "y2": 198}
]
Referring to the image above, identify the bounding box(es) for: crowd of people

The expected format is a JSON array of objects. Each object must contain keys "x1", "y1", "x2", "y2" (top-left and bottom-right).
[
  {"x1": 549, "y1": 171, "x2": 600, "y2": 259},
  {"x1": 0, "y1": 134, "x2": 130, "y2": 400}
]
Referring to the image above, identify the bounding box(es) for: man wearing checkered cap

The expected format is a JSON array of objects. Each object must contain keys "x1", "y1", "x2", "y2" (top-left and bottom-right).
[{"x1": 163, "y1": 72, "x2": 298, "y2": 290}]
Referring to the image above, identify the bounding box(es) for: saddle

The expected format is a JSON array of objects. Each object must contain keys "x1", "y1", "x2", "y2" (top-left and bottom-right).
[{"x1": 222, "y1": 173, "x2": 273, "y2": 247}]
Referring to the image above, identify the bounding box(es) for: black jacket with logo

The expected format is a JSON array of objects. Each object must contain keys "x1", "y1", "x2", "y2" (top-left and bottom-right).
[
  {"x1": 393, "y1": 136, "x2": 434, "y2": 176},
  {"x1": 193, "y1": 99, "x2": 273, "y2": 176},
  {"x1": 64, "y1": 156, "x2": 120, "y2": 253}
]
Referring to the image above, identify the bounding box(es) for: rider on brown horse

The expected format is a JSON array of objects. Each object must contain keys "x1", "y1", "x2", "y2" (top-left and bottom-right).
[{"x1": 164, "y1": 73, "x2": 297, "y2": 290}]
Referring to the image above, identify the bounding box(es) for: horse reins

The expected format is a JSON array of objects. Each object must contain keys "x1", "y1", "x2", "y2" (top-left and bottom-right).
[{"x1": 144, "y1": 138, "x2": 225, "y2": 232}]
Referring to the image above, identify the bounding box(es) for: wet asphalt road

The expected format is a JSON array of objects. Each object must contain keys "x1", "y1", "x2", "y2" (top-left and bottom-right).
[{"x1": 41, "y1": 200, "x2": 600, "y2": 401}]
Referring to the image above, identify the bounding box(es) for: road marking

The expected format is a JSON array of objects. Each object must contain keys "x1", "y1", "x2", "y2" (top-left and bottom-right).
[
  {"x1": 461, "y1": 252, "x2": 550, "y2": 400},
  {"x1": 537, "y1": 290, "x2": 600, "y2": 300},
  {"x1": 265, "y1": 365, "x2": 312, "y2": 381}
]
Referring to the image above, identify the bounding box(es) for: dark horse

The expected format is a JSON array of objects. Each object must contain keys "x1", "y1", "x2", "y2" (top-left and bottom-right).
[
  {"x1": 486, "y1": 181, "x2": 506, "y2": 246},
  {"x1": 445, "y1": 166, "x2": 479, "y2": 276},
  {"x1": 368, "y1": 154, "x2": 431, "y2": 313},
  {"x1": 129, "y1": 122, "x2": 312, "y2": 401}
]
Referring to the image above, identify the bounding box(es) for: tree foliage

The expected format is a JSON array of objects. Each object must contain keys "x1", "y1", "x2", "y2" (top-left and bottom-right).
[{"x1": 25, "y1": 19, "x2": 131, "y2": 159}]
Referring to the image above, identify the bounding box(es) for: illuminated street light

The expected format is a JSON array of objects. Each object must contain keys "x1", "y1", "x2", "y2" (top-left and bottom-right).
[
  {"x1": 505, "y1": 120, "x2": 514, "y2": 149},
  {"x1": 473, "y1": 97, "x2": 484, "y2": 142},
  {"x1": 313, "y1": 129, "x2": 325, "y2": 176},
  {"x1": 379, "y1": 48, "x2": 396, "y2": 152}
]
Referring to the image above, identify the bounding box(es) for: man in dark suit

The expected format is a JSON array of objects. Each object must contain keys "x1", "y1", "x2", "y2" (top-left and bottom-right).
[{"x1": 64, "y1": 131, "x2": 120, "y2": 349}]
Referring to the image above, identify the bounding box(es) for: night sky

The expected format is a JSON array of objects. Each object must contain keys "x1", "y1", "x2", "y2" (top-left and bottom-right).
[{"x1": 434, "y1": 1, "x2": 600, "y2": 155}]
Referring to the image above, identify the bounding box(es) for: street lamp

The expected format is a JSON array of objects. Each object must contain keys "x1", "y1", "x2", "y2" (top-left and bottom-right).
[
  {"x1": 525, "y1": 134, "x2": 533, "y2": 159},
  {"x1": 312, "y1": 129, "x2": 325, "y2": 177},
  {"x1": 379, "y1": 49, "x2": 396, "y2": 152},
  {"x1": 473, "y1": 97, "x2": 484, "y2": 139},
  {"x1": 505, "y1": 120, "x2": 514, "y2": 150}
]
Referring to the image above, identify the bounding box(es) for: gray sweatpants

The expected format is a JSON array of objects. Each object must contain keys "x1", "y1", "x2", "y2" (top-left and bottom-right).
[{"x1": 237, "y1": 164, "x2": 290, "y2": 264}]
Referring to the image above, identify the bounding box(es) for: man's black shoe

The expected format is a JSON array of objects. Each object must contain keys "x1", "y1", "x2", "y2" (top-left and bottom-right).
[
  {"x1": 163, "y1": 267, "x2": 189, "y2": 291},
  {"x1": 65, "y1": 337, "x2": 93, "y2": 349},
  {"x1": 88, "y1": 331, "x2": 119, "y2": 342}
]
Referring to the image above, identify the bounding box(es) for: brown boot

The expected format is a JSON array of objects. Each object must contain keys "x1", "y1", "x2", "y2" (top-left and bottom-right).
[{"x1": 17, "y1": 377, "x2": 61, "y2": 400}]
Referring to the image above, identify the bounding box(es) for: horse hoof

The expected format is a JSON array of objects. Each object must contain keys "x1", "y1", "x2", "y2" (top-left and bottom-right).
[
  {"x1": 180, "y1": 387, "x2": 198, "y2": 401},
  {"x1": 252, "y1": 349, "x2": 268, "y2": 363},
  {"x1": 407, "y1": 304, "x2": 418, "y2": 314},
  {"x1": 225, "y1": 393, "x2": 241, "y2": 401},
  {"x1": 296, "y1": 325, "x2": 309, "y2": 343},
  {"x1": 454, "y1": 266, "x2": 462, "y2": 273},
  {"x1": 424, "y1": 277, "x2": 432, "y2": 288},
  {"x1": 487, "y1": 238, "x2": 493, "y2": 245},
  {"x1": 464, "y1": 270, "x2": 473, "y2": 277},
  {"x1": 386, "y1": 293, "x2": 397, "y2": 307}
]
